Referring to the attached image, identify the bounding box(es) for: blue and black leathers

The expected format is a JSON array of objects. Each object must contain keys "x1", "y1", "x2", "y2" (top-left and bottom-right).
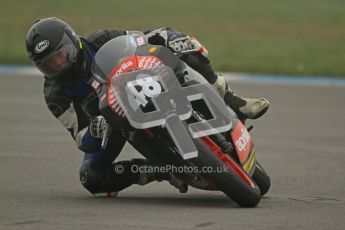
[{"x1": 43, "y1": 28, "x2": 220, "y2": 194}]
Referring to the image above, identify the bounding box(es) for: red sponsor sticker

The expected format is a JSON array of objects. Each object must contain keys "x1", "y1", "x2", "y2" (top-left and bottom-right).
[
  {"x1": 107, "y1": 87, "x2": 125, "y2": 117},
  {"x1": 110, "y1": 55, "x2": 163, "y2": 78},
  {"x1": 110, "y1": 56, "x2": 138, "y2": 77},
  {"x1": 137, "y1": 56, "x2": 162, "y2": 69},
  {"x1": 231, "y1": 122, "x2": 253, "y2": 164}
]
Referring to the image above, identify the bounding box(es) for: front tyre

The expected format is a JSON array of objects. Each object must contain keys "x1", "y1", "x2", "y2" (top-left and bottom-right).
[
  {"x1": 252, "y1": 162, "x2": 271, "y2": 196},
  {"x1": 189, "y1": 137, "x2": 261, "y2": 207}
]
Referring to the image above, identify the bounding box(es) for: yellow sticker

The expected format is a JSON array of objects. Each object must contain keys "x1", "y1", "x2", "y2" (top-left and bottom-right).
[
  {"x1": 243, "y1": 148, "x2": 255, "y2": 174},
  {"x1": 149, "y1": 47, "x2": 157, "y2": 53}
]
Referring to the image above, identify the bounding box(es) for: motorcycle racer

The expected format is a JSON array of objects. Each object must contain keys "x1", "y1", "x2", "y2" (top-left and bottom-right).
[{"x1": 25, "y1": 17, "x2": 269, "y2": 196}]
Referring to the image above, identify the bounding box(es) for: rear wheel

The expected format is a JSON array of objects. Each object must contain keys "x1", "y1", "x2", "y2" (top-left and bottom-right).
[{"x1": 252, "y1": 162, "x2": 271, "y2": 196}]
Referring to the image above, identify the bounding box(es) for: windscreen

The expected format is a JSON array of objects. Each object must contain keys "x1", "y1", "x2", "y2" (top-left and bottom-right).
[{"x1": 91, "y1": 35, "x2": 137, "y2": 82}]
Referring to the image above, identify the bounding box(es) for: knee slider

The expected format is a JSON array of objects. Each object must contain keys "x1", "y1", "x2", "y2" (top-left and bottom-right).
[{"x1": 79, "y1": 164, "x2": 106, "y2": 194}]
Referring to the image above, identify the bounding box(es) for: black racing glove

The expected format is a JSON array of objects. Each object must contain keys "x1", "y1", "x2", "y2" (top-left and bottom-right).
[
  {"x1": 168, "y1": 34, "x2": 209, "y2": 57},
  {"x1": 167, "y1": 34, "x2": 194, "y2": 53},
  {"x1": 89, "y1": 115, "x2": 107, "y2": 138}
]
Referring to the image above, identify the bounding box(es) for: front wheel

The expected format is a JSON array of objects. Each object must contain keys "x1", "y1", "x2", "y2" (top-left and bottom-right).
[
  {"x1": 189, "y1": 137, "x2": 262, "y2": 207},
  {"x1": 252, "y1": 162, "x2": 271, "y2": 196}
]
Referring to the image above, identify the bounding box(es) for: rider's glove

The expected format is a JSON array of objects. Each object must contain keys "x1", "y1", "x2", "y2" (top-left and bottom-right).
[
  {"x1": 168, "y1": 34, "x2": 208, "y2": 58},
  {"x1": 89, "y1": 115, "x2": 107, "y2": 138},
  {"x1": 167, "y1": 34, "x2": 194, "y2": 53}
]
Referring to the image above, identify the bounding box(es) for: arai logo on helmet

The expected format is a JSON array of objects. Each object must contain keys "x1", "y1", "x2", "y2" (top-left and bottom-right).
[{"x1": 34, "y1": 40, "x2": 49, "y2": 53}]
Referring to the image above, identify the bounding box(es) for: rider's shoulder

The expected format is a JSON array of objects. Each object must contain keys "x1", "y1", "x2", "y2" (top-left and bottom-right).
[
  {"x1": 43, "y1": 77, "x2": 66, "y2": 98},
  {"x1": 86, "y1": 29, "x2": 127, "y2": 49}
]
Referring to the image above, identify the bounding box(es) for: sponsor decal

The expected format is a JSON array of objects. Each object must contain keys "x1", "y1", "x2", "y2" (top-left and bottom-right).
[
  {"x1": 236, "y1": 127, "x2": 251, "y2": 152},
  {"x1": 34, "y1": 40, "x2": 49, "y2": 53},
  {"x1": 243, "y1": 148, "x2": 255, "y2": 174},
  {"x1": 116, "y1": 61, "x2": 133, "y2": 75},
  {"x1": 108, "y1": 88, "x2": 125, "y2": 117},
  {"x1": 110, "y1": 56, "x2": 162, "y2": 78},
  {"x1": 137, "y1": 56, "x2": 162, "y2": 69},
  {"x1": 148, "y1": 47, "x2": 157, "y2": 53},
  {"x1": 111, "y1": 56, "x2": 138, "y2": 77},
  {"x1": 231, "y1": 122, "x2": 253, "y2": 164}
]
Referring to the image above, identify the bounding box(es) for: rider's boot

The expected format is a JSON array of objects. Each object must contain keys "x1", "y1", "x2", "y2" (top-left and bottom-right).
[{"x1": 213, "y1": 75, "x2": 270, "y2": 120}]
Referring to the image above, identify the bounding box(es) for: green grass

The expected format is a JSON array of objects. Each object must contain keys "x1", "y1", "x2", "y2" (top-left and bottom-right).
[{"x1": 1, "y1": 0, "x2": 345, "y2": 76}]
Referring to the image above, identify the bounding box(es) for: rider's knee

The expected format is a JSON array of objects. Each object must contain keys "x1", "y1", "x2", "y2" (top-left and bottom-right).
[{"x1": 79, "y1": 163, "x2": 105, "y2": 194}]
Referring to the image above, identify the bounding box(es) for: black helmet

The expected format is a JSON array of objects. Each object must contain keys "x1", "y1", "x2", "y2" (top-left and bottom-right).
[{"x1": 26, "y1": 17, "x2": 81, "y2": 78}]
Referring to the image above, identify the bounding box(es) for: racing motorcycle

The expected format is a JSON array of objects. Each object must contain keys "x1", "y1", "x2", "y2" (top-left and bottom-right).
[{"x1": 90, "y1": 35, "x2": 270, "y2": 207}]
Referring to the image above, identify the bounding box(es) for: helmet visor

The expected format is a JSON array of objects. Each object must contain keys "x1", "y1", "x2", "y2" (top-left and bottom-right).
[{"x1": 33, "y1": 33, "x2": 78, "y2": 78}]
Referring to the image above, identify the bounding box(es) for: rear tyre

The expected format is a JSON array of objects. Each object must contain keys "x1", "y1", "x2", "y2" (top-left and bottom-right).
[{"x1": 252, "y1": 162, "x2": 271, "y2": 196}]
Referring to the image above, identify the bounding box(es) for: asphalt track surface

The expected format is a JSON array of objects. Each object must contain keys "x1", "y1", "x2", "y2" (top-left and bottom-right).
[{"x1": 0, "y1": 73, "x2": 344, "y2": 230}]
